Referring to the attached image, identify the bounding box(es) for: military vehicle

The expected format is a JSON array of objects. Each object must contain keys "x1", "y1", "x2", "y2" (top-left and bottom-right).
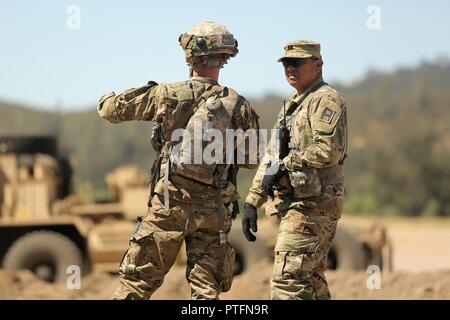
[{"x1": 0, "y1": 135, "x2": 392, "y2": 283}]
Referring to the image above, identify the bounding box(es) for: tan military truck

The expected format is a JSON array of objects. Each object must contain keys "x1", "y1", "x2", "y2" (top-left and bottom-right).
[{"x1": 0, "y1": 135, "x2": 392, "y2": 283}]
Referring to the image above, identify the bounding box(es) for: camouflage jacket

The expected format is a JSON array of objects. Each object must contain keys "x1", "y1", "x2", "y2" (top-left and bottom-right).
[
  {"x1": 98, "y1": 76, "x2": 260, "y2": 206},
  {"x1": 246, "y1": 77, "x2": 347, "y2": 212}
]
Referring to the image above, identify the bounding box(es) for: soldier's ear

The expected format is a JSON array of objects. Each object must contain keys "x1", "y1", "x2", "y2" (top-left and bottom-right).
[{"x1": 315, "y1": 59, "x2": 323, "y2": 71}]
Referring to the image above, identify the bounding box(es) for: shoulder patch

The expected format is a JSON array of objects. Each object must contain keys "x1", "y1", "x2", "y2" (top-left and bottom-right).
[
  {"x1": 313, "y1": 99, "x2": 343, "y2": 133},
  {"x1": 320, "y1": 106, "x2": 336, "y2": 124}
]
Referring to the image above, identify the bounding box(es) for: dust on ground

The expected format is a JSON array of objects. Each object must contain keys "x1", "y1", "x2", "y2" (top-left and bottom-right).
[
  {"x1": 1, "y1": 217, "x2": 450, "y2": 300},
  {"x1": 1, "y1": 261, "x2": 450, "y2": 300}
]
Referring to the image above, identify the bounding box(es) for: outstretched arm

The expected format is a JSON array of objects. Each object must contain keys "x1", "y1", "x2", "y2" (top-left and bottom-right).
[{"x1": 97, "y1": 81, "x2": 164, "y2": 123}]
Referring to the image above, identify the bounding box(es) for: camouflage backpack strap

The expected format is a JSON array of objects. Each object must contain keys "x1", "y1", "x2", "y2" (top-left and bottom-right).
[
  {"x1": 197, "y1": 83, "x2": 225, "y2": 108},
  {"x1": 172, "y1": 82, "x2": 224, "y2": 130},
  {"x1": 213, "y1": 165, "x2": 227, "y2": 245},
  {"x1": 161, "y1": 83, "x2": 224, "y2": 213}
]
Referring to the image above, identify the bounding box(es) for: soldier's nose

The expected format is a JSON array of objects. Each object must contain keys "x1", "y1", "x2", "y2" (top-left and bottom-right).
[{"x1": 286, "y1": 65, "x2": 296, "y2": 72}]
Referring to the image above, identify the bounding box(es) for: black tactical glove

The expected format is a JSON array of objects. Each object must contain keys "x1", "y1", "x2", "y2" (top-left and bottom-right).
[
  {"x1": 262, "y1": 160, "x2": 287, "y2": 200},
  {"x1": 242, "y1": 203, "x2": 258, "y2": 242}
]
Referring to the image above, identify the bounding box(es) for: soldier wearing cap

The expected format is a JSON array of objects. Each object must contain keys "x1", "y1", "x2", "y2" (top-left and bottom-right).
[
  {"x1": 97, "y1": 22, "x2": 260, "y2": 300},
  {"x1": 242, "y1": 40, "x2": 347, "y2": 299}
]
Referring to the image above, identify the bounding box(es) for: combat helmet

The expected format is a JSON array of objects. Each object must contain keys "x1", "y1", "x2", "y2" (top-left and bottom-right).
[{"x1": 179, "y1": 21, "x2": 238, "y2": 68}]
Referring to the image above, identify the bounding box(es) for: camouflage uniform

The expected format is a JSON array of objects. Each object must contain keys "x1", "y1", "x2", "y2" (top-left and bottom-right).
[
  {"x1": 97, "y1": 22, "x2": 260, "y2": 300},
  {"x1": 246, "y1": 41, "x2": 347, "y2": 300}
]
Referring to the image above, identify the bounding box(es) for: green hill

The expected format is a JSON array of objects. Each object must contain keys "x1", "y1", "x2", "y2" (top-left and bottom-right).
[{"x1": 2, "y1": 59, "x2": 450, "y2": 216}]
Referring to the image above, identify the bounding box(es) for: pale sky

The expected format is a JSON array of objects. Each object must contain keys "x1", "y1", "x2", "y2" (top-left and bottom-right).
[{"x1": 1, "y1": 0, "x2": 449, "y2": 110}]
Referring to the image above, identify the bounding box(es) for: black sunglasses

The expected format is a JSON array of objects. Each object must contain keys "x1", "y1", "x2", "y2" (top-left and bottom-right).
[{"x1": 282, "y1": 58, "x2": 315, "y2": 68}]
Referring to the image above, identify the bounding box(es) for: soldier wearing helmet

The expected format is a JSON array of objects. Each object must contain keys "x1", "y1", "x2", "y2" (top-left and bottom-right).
[
  {"x1": 179, "y1": 22, "x2": 239, "y2": 71},
  {"x1": 97, "y1": 22, "x2": 260, "y2": 300}
]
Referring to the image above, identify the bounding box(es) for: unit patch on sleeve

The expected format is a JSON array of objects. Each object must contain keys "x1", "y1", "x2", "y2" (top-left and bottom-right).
[{"x1": 320, "y1": 107, "x2": 335, "y2": 124}]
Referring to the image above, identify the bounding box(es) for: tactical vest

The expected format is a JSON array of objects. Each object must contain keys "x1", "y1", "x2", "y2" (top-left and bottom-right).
[
  {"x1": 156, "y1": 82, "x2": 239, "y2": 183},
  {"x1": 150, "y1": 80, "x2": 241, "y2": 244},
  {"x1": 277, "y1": 81, "x2": 346, "y2": 199}
]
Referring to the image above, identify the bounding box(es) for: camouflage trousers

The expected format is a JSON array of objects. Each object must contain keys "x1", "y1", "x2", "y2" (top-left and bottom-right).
[
  {"x1": 112, "y1": 194, "x2": 234, "y2": 300},
  {"x1": 271, "y1": 184, "x2": 344, "y2": 300}
]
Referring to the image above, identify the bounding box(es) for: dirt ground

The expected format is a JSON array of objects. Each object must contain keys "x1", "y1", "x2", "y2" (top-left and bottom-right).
[{"x1": 1, "y1": 216, "x2": 450, "y2": 300}]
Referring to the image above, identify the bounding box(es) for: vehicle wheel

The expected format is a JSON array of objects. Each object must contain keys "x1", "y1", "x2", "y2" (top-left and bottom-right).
[
  {"x1": 331, "y1": 226, "x2": 367, "y2": 270},
  {"x1": 228, "y1": 226, "x2": 270, "y2": 276},
  {"x1": 0, "y1": 136, "x2": 57, "y2": 156},
  {"x1": 2, "y1": 231, "x2": 84, "y2": 283}
]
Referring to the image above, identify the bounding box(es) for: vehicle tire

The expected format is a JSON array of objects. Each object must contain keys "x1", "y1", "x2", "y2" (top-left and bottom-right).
[
  {"x1": 228, "y1": 225, "x2": 271, "y2": 276},
  {"x1": 331, "y1": 226, "x2": 367, "y2": 270},
  {"x1": 0, "y1": 136, "x2": 57, "y2": 156},
  {"x1": 2, "y1": 231, "x2": 84, "y2": 283}
]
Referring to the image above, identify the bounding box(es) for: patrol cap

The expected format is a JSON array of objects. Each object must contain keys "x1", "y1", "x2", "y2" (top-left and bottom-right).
[{"x1": 277, "y1": 40, "x2": 321, "y2": 62}]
